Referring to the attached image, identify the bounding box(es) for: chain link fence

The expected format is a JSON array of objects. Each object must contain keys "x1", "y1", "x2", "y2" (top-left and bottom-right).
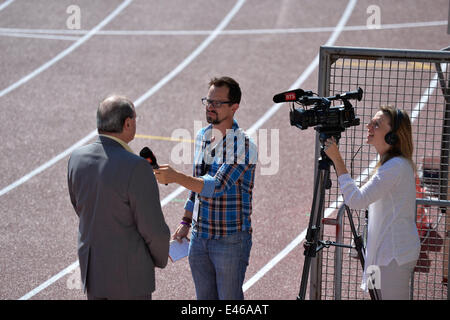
[{"x1": 307, "y1": 46, "x2": 450, "y2": 300}]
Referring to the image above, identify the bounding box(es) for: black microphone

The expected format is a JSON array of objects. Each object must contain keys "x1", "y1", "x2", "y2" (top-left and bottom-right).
[
  {"x1": 140, "y1": 147, "x2": 167, "y2": 185},
  {"x1": 273, "y1": 88, "x2": 306, "y2": 103},
  {"x1": 139, "y1": 147, "x2": 160, "y2": 169}
]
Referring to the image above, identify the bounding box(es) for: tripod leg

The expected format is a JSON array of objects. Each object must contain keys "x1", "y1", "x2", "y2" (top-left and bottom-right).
[
  {"x1": 344, "y1": 205, "x2": 381, "y2": 300},
  {"x1": 297, "y1": 167, "x2": 329, "y2": 300},
  {"x1": 345, "y1": 206, "x2": 365, "y2": 265}
]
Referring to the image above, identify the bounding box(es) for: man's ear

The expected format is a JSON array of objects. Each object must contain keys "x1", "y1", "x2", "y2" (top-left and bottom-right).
[
  {"x1": 231, "y1": 103, "x2": 239, "y2": 113},
  {"x1": 124, "y1": 117, "x2": 132, "y2": 129}
]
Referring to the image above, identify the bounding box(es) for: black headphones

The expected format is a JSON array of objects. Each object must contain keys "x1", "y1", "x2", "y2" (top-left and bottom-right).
[{"x1": 384, "y1": 109, "x2": 403, "y2": 145}]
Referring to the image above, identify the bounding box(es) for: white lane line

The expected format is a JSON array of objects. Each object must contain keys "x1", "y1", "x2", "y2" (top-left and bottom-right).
[
  {"x1": 0, "y1": 0, "x2": 133, "y2": 98},
  {"x1": 0, "y1": 0, "x2": 244, "y2": 198},
  {"x1": 248, "y1": 0, "x2": 356, "y2": 135},
  {"x1": 16, "y1": 0, "x2": 246, "y2": 300},
  {"x1": 243, "y1": 0, "x2": 357, "y2": 292},
  {"x1": 0, "y1": 20, "x2": 445, "y2": 39},
  {"x1": 160, "y1": 186, "x2": 187, "y2": 208},
  {"x1": 17, "y1": 0, "x2": 354, "y2": 299},
  {"x1": 243, "y1": 69, "x2": 443, "y2": 292},
  {"x1": 13, "y1": 0, "x2": 443, "y2": 300},
  {"x1": 133, "y1": 0, "x2": 246, "y2": 107},
  {"x1": 0, "y1": 132, "x2": 97, "y2": 197},
  {"x1": 0, "y1": 31, "x2": 80, "y2": 41},
  {"x1": 0, "y1": 0, "x2": 15, "y2": 11},
  {"x1": 18, "y1": 261, "x2": 81, "y2": 301},
  {"x1": 18, "y1": 186, "x2": 188, "y2": 301}
]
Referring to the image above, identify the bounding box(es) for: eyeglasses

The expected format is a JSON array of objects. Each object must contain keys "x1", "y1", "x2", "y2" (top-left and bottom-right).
[{"x1": 201, "y1": 97, "x2": 232, "y2": 108}]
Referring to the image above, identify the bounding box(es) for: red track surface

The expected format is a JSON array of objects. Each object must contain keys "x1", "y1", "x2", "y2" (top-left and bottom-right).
[{"x1": 0, "y1": 0, "x2": 448, "y2": 300}]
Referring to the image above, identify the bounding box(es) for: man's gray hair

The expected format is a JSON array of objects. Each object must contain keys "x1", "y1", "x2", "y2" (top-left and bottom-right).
[{"x1": 97, "y1": 95, "x2": 135, "y2": 133}]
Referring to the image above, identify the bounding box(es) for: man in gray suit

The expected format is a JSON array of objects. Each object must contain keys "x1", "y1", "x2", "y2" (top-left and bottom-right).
[{"x1": 68, "y1": 95, "x2": 170, "y2": 300}]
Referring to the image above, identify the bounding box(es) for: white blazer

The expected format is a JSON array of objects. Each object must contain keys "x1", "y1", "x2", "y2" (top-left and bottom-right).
[{"x1": 338, "y1": 156, "x2": 420, "y2": 288}]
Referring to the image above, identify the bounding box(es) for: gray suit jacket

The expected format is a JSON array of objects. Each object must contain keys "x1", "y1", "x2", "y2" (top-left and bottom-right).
[{"x1": 67, "y1": 135, "x2": 170, "y2": 299}]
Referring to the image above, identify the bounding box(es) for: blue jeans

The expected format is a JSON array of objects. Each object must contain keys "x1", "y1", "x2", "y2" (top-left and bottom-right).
[{"x1": 188, "y1": 231, "x2": 252, "y2": 300}]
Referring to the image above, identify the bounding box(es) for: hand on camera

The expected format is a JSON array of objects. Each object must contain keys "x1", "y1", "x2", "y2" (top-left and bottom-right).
[{"x1": 323, "y1": 137, "x2": 339, "y2": 160}]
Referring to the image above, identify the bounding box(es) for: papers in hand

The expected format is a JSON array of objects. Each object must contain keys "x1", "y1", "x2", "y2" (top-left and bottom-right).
[{"x1": 169, "y1": 238, "x2": 189, "y2": 262}]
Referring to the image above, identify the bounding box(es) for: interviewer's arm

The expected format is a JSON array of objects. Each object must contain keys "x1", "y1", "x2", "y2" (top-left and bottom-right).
[{"x1": 154, "y1": 164, "x2": 204, "y2": 194}]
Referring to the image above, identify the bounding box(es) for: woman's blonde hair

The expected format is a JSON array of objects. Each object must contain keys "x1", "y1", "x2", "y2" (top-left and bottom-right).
[{"x1": 377, "y1": 105, "x2": 416, "y2": 171}]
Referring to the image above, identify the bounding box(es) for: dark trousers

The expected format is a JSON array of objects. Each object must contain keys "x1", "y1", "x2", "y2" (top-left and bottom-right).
[{"x1": 87, "y1": 292, "x2": 152, "y2": 300}]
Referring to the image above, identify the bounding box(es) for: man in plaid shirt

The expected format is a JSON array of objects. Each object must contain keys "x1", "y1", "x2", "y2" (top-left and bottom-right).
[{"x1": 154, "y1": 76, "x2": 257, "y2": 299}]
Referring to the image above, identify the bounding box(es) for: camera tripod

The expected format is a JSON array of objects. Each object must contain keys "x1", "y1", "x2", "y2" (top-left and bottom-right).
[{"x1": 297, "y1": 133, "x2": 380, "y2": 300}]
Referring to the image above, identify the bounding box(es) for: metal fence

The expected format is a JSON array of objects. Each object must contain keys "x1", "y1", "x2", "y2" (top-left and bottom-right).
[{"x1": 308, "y1": 46, "x2": 450, "y2": 300}]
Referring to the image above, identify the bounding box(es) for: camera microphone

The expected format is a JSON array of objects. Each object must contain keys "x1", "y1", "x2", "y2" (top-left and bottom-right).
[
  {"x1": 273, "y1": 88, "x2": 309, "y2": 103},
  {"x1": 139, "y1": 147, "x2": 160, "y2": 169}
]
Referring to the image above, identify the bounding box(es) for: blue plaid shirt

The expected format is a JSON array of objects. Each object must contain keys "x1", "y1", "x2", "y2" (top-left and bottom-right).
[{"x1": 184, "y1": 120, "x2": 257, "y2": 239}]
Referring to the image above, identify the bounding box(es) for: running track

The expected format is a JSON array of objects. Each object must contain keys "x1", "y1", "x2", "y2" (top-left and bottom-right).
[{"x1": 0, "y1": 0, "x2": 448, "y2": 300}]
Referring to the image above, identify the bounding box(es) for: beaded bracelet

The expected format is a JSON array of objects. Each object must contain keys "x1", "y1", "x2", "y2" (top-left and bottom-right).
[{"x1": 180, "y1": 221, "x2": 191, "y2": 228}]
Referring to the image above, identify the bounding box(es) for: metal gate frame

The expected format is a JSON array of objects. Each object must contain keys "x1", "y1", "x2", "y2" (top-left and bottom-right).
[{"x1": 308, "y1": 46, "x2": 450, "y2": 300}]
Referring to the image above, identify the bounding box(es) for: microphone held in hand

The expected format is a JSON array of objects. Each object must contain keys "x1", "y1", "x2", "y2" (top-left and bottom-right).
[
  {"x1": 139, "y1": 147, "x2": 167, "y2": 185},
  {"x1": 139, "y1": 147, "x2": 160, "y2": 169}
]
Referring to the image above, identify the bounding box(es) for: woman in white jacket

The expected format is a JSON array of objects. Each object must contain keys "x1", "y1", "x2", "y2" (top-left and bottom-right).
[{"x1": 324, "y1": 105, "x2": 420, "y2": 300}]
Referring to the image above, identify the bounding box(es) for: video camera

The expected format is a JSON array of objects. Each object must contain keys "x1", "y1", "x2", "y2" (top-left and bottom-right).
[{"x1": 273, "y1": 87, "x2": 363, "y2": 140}]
